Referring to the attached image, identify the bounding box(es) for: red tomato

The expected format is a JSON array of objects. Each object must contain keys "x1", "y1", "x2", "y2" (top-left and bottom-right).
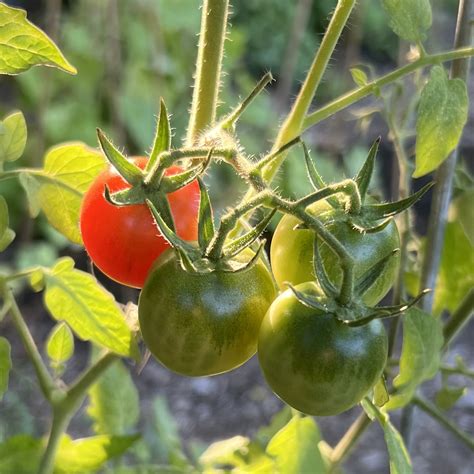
[{"x1": 80, "y1": 157, "x2": 199, "y2": 288}]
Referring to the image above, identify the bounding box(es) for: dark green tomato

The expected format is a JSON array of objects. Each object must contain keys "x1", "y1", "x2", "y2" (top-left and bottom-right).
[
  {"x1": 270, "y1": 199, "x2": 400, "y2": 306},
  {"x1": 138, "y1": 250, "x2": 277, "y2": 377},
  {"x1": 258, "y1": 283, "x2": 388, "y2": 416}
]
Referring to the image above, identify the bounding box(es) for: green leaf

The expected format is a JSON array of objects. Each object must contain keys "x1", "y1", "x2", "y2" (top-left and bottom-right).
[
  {"x1": 0, "y1": 195, "x2": 15, "y2": 252},
  {"x1": 200, "y1": 436, "x2": 250, "y2": 469},
  {"x1": 54, "y1": 434, "x2": 139, "y2": 474},
  {"x1": 0, "y1": 3, "x2": 76, "y2": 75},
  {"x1": 414, "y1": 66, "x2": 468, "y2": 178},
  {"x1": 87, "y1": 359, "x2": 139, "y2": 435},
  {"x1": 350, "y1": 67, "x2": 368, "y2": 87},
  {"x1": 0, "y1": 336, "x2": 12, "y2": 400},
  {"x1": 385, "y1": 308, "x2": 443, "y2": 410},
  {"x1": 43, "y1": 258, "x2": 139, "y2": 359},
  {"x1": 153, "y1": 396, "x2": 189, "y2": 467},
  {"x1": 0, "y1": 435, "x2": 43, "y2": 473},
  {"x1": 19, "y1": 142, "x2": 106, "y2": 244},
  {"x1": 45, "y1": 322, "x2": 74, "y2": 367},
  {"x1": 266, "y1": 416, "x2": 325, "y2": 473},
  {"x1": 0, "y1": 111, "x2": 27, "y2": 164},
  {"x1": 362, "y1": 399, "x2": 412, "y2": 474},
  {"x1": 374, "y1": 376, "x2": 390, "y2": 407},
  {"x1": 382, "y1": 0, "x2": 432, "y2": 43},
  {"x1": 435, "y1": 385, "x2": 467, "y2": 411}
]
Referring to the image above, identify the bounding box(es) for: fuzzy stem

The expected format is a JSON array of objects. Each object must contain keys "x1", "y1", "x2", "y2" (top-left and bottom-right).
[
  {"x1": 3, "y1": 287, "x2": 59, "y2": 403},
  {"x1": 266, "y1": 0, "x2": 356, "y2": 178},
  {"x1": 303, "y1": 46, "x2": 474, "y2": 130},
  {"x1": 186, "y1": 0, "x2": 229, "y2": 145}
]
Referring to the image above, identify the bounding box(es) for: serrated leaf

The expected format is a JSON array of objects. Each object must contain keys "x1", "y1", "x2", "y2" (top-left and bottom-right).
[
  {"x1": 362, "y1": 400, "x2": 412, "y2": 474},
  {"x1": 46, "y1": 322, "x2": 74, "y2": 366},
  {"x1": 43, "y1": 257, "x2": 139, "y2": 359},
  {"x1": 0, "y1": 435, "x2": 42, "y2": 474},
  {"x1": 54, "y1": 434, "x2": 139, "y2": 474},
  {"x1": 87, "y1": 359, "x2": 139, "y2": 435},
  {"x1": 385, "y1": 308, "x2": 443, "y2": 411},
  {"x1": 0, "y1": 111, "x2": 27, "y2": 163},
  {"x1": 266, "y1": 416, "x2": 325, "y2": 474},
  {"x1": 19, "y1": 143, "x2": 106, "y2": 244},
  {"x1": 435, "y1": 385, "x2": 467, "y2": 411},
  {"x1": 382, "y1": 0, "x2": 432, "y2": 43},
  {"x1": 0, "y1": 3, "x2": 76, "y2": 75},
  {"x1": 414, "y1": 66, "x2": 468, "y2": 178},
  {"x1": 350, "y1": 67, "x2": 368, "y2": 87},
  {"x1": 0, "y1": 337, "x2": 11, "y2": 400}
]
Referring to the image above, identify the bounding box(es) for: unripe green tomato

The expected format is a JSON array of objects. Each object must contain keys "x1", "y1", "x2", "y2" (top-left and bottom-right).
[
  {"x1": 138, "y1": 249, "x2": 277, "y2": 376},
  {"x1": 270, "y1": 199, "x2": 400, "y2": 306},
  {"x1": 258, "y1": 283, "x2": 388, "y2": 416}
]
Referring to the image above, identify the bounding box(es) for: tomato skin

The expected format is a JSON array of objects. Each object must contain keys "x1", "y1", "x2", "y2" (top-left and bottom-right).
[
  {"x1": 270, "y1": 199, "x2": 400, "y2": 306},
  {"x1": 138, "y1": 250, "x2": 277, "y2": 376},
  {"x1": 80, "y1": 157, "x2": 199, "y2": 288},
  {"x1": 258, "y1": 283, "x2": 388, "y2": 416}
]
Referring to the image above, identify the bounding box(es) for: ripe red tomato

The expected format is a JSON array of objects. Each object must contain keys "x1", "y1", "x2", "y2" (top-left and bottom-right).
[{"x1": 80, "y1": 157, "x2": 199, "y2": 288}]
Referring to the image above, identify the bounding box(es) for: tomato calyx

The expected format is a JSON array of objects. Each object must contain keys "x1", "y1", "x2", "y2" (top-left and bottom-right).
[
  {"x1": 301, "y1": 138, "x2": 434, "y2": 233},
  {"x1": 286, "y1": 235, "x2": 430, "y2": 327}
]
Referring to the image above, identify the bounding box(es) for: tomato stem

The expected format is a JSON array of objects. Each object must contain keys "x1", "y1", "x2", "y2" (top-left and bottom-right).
[{"x1": 186, "y1": 0, "x2": 229, "y2": 145}]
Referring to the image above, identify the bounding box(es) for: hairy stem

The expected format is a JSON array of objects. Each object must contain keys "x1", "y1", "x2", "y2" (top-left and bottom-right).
[
  {"x1": 304, "y1": 47, "x2": 474, "y2": 130},
  {"x1": 186, "y1": 0, "x2": 229, "y2": 145}
]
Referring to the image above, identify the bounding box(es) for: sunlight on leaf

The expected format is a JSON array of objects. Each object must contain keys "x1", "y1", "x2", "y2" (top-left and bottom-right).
[{"x1": 0, "y1": 111, "x2": 27, "y2": 164}]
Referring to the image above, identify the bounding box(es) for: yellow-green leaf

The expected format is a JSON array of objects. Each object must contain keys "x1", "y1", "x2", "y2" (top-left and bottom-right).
[
  {"x1": 414, "y1": 66, "x2": 468, "y2": 178},
  {"x1": 54, "y1": 434, "x2": 139, "y2": 474},
  {"x1": 385, "y1": 308, "x2": 443, "y2": 411},
  {"x1": 46, "y1": 322, "x2": 74, "y2": 366},
  {"x1": 0, "y1": 3, "x2": 76, "y2": 75},
  {"x1": 0, "y1": 435, "x2": 42, "y2": 474},
  {"x1": 0, "y1": 111, "x2": 27, "y2": 163},
  {"x1": 0, "y1": 195, "x2": 15, "y2": 252},
  {"x1": 0, "y1": 336, "x2": 11, "y2": 400},
  {"x1": 43, "y1": 258, "x2": 139, "y2": 359},
  {"x1": 19, "y1": 142, "x2": 106, "y2": 244}
]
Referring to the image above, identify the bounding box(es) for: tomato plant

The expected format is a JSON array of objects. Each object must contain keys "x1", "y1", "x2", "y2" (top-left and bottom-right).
[
  {"x1": 258, "y1": 282, "x2": 388, "y2": 416},
  {"x1": 80, "y1": 158, "x2": 200, "y2": 288},
  {"x1": 139, "y1": 249, "x2": 276, "y2": 376},
  {"x1": 0, "y1": 1, "x2": 472, "y2": 473}
]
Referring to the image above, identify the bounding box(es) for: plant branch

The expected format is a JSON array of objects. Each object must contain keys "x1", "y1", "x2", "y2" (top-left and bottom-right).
[
  {"x1": 186, "y1": 0, "x2": 229, "y2": 145},
  {"x1": 443, "y1": 288, "x2": 474, "y2": 350},
  {"x1": 3, "y1": 287, "x2": 59, "y2": 403},
  {"x1": 303, "y1": 47, "x2": 474, "y2": 130},
  {"x1": 329, "y1": 412, "x2": 372, "y2": 472},
  {"x1": 266, "y1": 0, "x2": 356, "y2": 179},
  {"x1": 413, "y1": 395, "x2": 474, "y2": 451}
]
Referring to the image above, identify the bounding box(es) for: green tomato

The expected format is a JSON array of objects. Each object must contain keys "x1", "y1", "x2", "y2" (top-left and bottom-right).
[
  {"x1": 138, "y1": 249, "x2": 277, "y2": 377},
  {"x1": 270, "y1": 199, "x2": 400, "y2": 305},
  {"x1": 258, "y1": 282, "x2": 388, "y2": 416}
]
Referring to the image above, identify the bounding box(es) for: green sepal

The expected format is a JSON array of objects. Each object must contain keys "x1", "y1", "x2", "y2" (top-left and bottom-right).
[
  {"x1": 287, "y1": 283, "x2": 329, "y2": 313},
  {"x1": 355, "y1": 249, "x2": 400, "y2": 298},
  {"x1": 152, "y1": 195, "x2": 176, "y2": 232},
  {"x1": 355, "y1": 137, "x2": 380, "y2": 201},
  {"x1": 104, "y1": 185, "x2": 146, "y2": 206},
  {"x1": 197, "y1": 177, "x2": 215, "y2": 250},
  {"x1": 222, "y1": 209, "x2": 276, "y2": 260},
  {"x1": 363, "y1": 182, "x2": 434, "y2": 219},
  {"x1": 374, "y1": 376, "x2": 390, "y2": 407},
  {"x1": 312, "y1": 236, "x2": 338, "y2": 298},
  {"x1": 350, "y1": 216, "x2": 393, "y2": 234},
  {"x1": 146, "y1": 99, "x2": 171, "y2": 173},
  {"x1": 254, "y1": 137, "x2": 301, "y2": 172},
  {"x1": 97, "y1": 129, "x2": 142, "y2": 185},
  {"x1": 146, "y1": 200, "x2": 193, "y2": 252},
  {"x1": 160, "y1": 159, "x2": 210, "y2": 194},
  {"x1": 303, "y1": 142, "x2": 339, "y2": 208},
  {"x1": 176, "y1": 247, "x2": 199, "y2": 273},
  {"x1": 228, "y1": 240, "x2": 266, "y2": 273}
]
